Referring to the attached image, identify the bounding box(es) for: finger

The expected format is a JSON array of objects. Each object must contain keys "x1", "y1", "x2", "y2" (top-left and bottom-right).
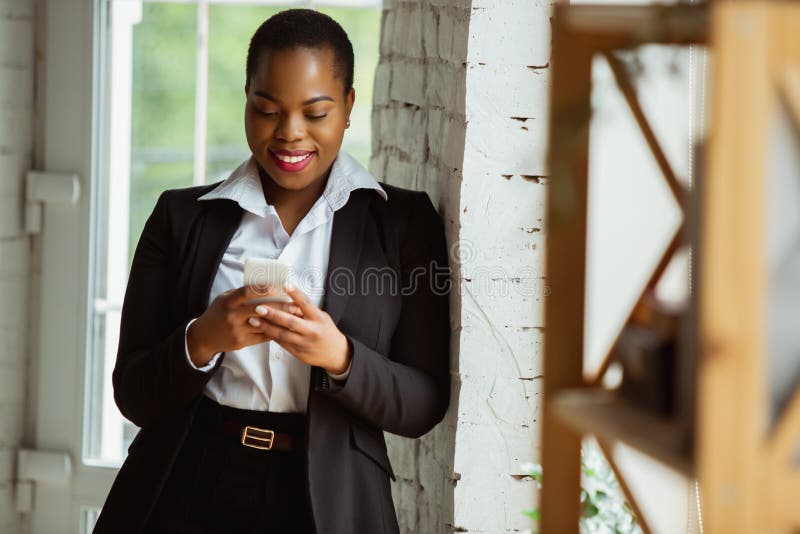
[
  {"x1": 245, "y1": 316, "x2": 272, "y2": 335},
  {"x1": 223, "y1": 303, "x2": 264, "y2": 327},
  {"x1": 283, "y1": 282, "x2": 319, "y2": 320},
  {"x1": 278, "y1": 302, "x2": 304, "y2": 315},
  {"x1": 222, "y1": 303, "x2": 300, "y2": 335},
  {"x1": 227, "y1": 285, "x2": 263, "y2": 307},
  {"x1": 287, "y1": 304, "x2": 303, "y2": 316},
  {"x1": 258, "y1": 321, "x2": 304, "y2": 346},
  {"x1": 254, "y1": 302, "x2": 303, "y2": 317},
  {"x1": 241, "y1": 331, "x2": 272, "y2": 346},
  {"x1": 246, "y1": 318, "x2": 281, "y2": 340},
  {"x1": 241, "y1": 317, "x2": 274, "y2": 338},
  {"x1": 259, "y1": 307, "x2": 314, "y2": 336}
]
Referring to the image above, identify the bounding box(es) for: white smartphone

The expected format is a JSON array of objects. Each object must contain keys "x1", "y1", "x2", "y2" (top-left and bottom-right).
[{"x1": 243, "y1": 258, "x2": 293, "y2": 304}]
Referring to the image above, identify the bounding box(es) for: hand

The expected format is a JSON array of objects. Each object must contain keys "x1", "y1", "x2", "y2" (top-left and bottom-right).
[
  {"x1": 252, "y1": 282, "x2": 352, "y2": 375},
  {"x1": 187, "y1": 285, "x2": 303, "y2": 367}
]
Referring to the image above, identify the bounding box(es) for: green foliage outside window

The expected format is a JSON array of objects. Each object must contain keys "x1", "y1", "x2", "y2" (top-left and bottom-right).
[{"x1": 521, "y1": 442, "x2": 642, "y2": 534}]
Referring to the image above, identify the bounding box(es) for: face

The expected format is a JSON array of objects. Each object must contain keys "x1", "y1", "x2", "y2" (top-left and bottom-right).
[{"x1": 244, "y1": 46, "x2": 355, "y2": 193}]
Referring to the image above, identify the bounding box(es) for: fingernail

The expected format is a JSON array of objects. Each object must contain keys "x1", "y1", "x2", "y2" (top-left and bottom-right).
[
  {"x1": 255, "y1": 305, "x2": 268, "y2": 316},
  {"x1": 248, "y1": 317, "x2": 260, "y2": 327},
  {"x1": 284, "y1": 282, "x2": 295, "y2": 291}
]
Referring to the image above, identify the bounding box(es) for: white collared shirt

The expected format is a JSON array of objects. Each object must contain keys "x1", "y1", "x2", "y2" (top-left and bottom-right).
[{"x1": 183, "y1": 150, "x2": 387, "y2": 413}]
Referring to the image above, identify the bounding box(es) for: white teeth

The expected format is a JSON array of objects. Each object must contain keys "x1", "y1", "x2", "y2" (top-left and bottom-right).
[{"x1": 275, "y1": 152, "x2": 312, "y2": 164}]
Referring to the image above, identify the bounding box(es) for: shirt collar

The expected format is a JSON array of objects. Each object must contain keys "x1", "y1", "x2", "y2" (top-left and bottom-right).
[{"x1": 197, "y1": 150, "x2": 387, "y2": 217}]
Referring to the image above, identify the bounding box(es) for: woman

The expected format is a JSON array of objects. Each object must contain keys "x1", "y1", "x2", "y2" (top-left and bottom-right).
[{"x1": 94, "y1": 8, "x2": 451, "y2": 534}]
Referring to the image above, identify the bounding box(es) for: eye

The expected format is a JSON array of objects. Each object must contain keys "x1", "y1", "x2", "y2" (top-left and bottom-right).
[
  {"x1": 252, "y1": 105, "x2": 277, "y2": 117},
  {"x1": 307, "y1": 114, "x2": 327, "y2": 121}
]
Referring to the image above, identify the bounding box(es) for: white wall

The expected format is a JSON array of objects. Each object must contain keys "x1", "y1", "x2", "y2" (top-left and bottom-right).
[
  {"x1": 370, "y1": 0, "x2": 550, "y2": 532},
  {"x1": 0, "y1": 0, "x2": 36, "y2": 531}
]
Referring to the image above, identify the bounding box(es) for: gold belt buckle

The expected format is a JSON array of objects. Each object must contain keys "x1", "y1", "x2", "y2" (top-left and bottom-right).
[{"x1": 241, "y1": 425, "x2": 275, "y2": 450}]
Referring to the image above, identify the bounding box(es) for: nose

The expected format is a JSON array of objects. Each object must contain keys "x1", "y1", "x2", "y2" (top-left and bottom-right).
[{"x1": 274, "y1": 112, "x2": 304, "y2": 142}]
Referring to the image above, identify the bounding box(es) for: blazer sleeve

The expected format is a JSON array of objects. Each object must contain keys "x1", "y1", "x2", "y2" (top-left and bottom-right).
[
  {"x1": 112, "y1": 190, "x2": 223, "y2": 428},
  {"x1": 313, "y1": 191, "x2": 452, "y2": 439}
]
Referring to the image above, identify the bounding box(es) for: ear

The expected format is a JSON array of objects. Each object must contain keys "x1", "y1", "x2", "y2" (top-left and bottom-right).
[
  {"x1": 244, "y1": 83, "x2": 249, "y2": 97},
  {"x1": 345, "y1": 87, "x2": 355, "y2": 116}
]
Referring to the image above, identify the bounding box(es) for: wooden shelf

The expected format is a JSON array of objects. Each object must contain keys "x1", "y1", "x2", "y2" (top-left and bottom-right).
[
  {"x1": 550, "y1": 388, "x2": 693, "y2": 475},
  {"x1": 541, "y1": 3, "x2": 800, "y2": 531}
]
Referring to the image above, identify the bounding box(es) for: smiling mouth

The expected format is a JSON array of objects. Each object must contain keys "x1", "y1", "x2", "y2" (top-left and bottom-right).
[
  {"x1": 268, "y1": 149, "x2": 316, "y2": 172},
  {"x1": 270, "y1": 150, "x2": 314, "y2": 164}
]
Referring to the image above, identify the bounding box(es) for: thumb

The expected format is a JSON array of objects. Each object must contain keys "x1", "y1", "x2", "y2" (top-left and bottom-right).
[{"x1": 229, "y1": 284, "x2": 261, "y2": 305}]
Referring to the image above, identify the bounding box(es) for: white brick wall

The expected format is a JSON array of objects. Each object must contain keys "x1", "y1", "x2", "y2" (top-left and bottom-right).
[
  {"x1": 370, "y1": 1, "x2": 551, "y2": 532},
  {"x1": 0, "y1": 0, "x2": 35, "y2": 531}
]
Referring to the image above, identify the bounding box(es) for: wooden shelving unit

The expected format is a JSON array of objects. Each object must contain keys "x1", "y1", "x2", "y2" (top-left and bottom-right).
[
  {"x1": 550, "y1": 389, "x2": 691, "y2": 476},
  {"x1": 540, "y1": 2, "x2": 800, "y2": 533}
]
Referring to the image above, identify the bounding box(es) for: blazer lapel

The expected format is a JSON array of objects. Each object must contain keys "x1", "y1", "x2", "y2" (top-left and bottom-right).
[
  {"x1": 321, "y1": 189, "x2": 372, "y2": 327},
  {"x1": 186, "y1": 199, "x2": 244, "y2": 319}
]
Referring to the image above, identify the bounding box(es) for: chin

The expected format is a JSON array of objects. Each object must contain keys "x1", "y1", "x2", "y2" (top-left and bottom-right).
[{"x1": 267, "y1": 170, "x2": 316, "y2": 190}]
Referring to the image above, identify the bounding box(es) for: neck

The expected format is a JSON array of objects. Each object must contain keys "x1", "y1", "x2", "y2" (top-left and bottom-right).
[{"x1": 259, "y1": 165, "x2": 331, "y2": 220}]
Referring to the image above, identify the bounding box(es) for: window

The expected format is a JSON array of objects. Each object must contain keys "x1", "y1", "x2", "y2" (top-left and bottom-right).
[{"x1": 85, "y1": 0, "x2": 382, "y2": 465}]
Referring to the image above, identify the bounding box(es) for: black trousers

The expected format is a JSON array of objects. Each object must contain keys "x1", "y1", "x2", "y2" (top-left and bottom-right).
[{"x1": 143, "y1": 396, "x2": 316, "y2": 534}]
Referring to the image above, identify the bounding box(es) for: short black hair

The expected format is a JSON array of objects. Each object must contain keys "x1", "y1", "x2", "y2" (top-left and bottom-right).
[{"x1": 246, "y1": 8, "x2": 354, "y2": 96}]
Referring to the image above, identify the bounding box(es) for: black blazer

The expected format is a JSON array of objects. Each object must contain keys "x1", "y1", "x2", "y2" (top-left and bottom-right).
[{"x1": 94, "y1": 179, "x2": 452, "y2": 534}]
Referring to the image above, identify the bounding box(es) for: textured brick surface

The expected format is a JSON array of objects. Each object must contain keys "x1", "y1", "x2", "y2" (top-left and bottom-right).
[{"x1": 372, "y1": 1, "x2": 552, "y2": 532}]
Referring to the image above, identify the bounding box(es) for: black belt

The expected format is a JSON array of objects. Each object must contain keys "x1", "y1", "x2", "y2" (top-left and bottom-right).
[{"x1": 196, "y1": 395, "x2": 305, "y2": 452}]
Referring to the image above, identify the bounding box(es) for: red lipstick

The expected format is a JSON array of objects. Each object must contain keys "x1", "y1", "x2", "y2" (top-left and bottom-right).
[{"x1": 269, "y1": 149, "x2": 315, "y2": 172}]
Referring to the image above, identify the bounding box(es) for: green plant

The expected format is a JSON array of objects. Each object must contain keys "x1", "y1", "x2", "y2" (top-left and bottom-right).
[{"x1": 521, "y1": 442, "x2": 642, "y2": 534}]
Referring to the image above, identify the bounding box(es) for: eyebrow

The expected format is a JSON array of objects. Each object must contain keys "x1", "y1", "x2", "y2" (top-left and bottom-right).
[{"x1": 253, "y1": 91, "x2": 334, "y2": 105}]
